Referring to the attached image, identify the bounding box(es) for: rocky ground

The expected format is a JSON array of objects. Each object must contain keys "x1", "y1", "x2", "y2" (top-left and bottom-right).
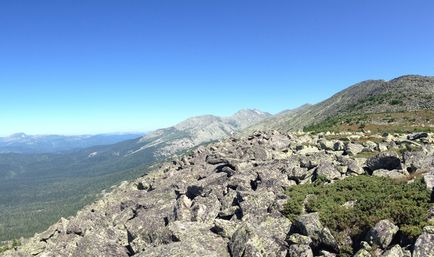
[{"x1": 2, "y1": 130, "x2": 434, "y2": 257}]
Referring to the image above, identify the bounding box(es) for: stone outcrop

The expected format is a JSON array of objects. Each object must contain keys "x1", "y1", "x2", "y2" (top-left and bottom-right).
[{"x1": 2, "y1": 131, "x2": 434, "y2": 257}]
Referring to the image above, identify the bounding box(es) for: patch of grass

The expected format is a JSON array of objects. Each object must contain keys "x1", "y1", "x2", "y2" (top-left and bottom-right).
[
  {"x1": 389, "y1": 99, "x2": 404, "y2": 105},
  {"x1": 0, "y1": 239, "x2": 20, "y2": 253},
  {"x1": 284, "y1": 176, "x2": 431, "y2": 255},
  {"x1": 354, "y1": 151, "x2": 377, "y2": 159}
]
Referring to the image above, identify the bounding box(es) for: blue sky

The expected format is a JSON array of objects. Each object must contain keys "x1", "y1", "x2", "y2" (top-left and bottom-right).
[{"x1": 1, "y1": 0, "x2": 434, "y2": 136}]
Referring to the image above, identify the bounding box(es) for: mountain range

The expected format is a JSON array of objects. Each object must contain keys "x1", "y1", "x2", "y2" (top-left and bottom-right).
[
  {"x1": 0, "y1": 133, "x2": 144, "y2": 154},
  {"x1": 1, "y1": 75, "x2": 434, "y2": 252},
  {"x1": 0, "y1": 109, "x2": 270, "y2": 241},
  {"x1": 2, "y1": 74, "x2": 434, "y2": 256}
]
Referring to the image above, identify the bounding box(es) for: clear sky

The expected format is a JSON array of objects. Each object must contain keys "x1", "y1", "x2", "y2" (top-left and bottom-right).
[{"x1": 1, "y1": 0, "x2": 433, "y2": 136}]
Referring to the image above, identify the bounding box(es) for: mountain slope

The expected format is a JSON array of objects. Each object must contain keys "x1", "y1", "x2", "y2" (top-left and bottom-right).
[
  {"x1": 0, "y1": 133, "x2": 144, "y2": 153},
  {"x1": 243, "y1": 75, "x2": 434, "y2": 133},
  {"x1": 3, "y1": 130, "x2": 433, "y2": 256},
  {"x1": 0, "y1": 109, "x2": 269, "y2": 241},
  {"x1": 137, "y1": 109, "x2": 271, "y2": 157}
]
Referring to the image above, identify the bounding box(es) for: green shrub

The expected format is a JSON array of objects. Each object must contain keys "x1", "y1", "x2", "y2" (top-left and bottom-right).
[
  {"x1": 389, "y1": 99, "x2": 403, "y2": 105},
  {"x1": 0, "y1": 239, "x2": 20, "y2": 253},
  {"x1": 284, "y1": 176, "x2": 431, "y2": 254}
]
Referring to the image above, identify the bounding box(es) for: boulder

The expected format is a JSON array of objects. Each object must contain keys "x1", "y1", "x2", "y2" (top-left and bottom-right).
[
  {"x1": 256, "y1": 166, "x2": 297, "y2": 193},
  {"x1": 344, "y1": 143, "x2": 364, "y2": 156},
  {"x1": 408, "y1": 132, "x2": 429, "y2": 141},
  {"x1": 413, "y1": 227, "x2": 434, "y2": 257},
  {"x1": 211, "y1": 219, "x2": 238, "y2": 239},
  {"x1": 288, "y1": 244, "x2": 314, "y2": 257},
  {"x1": 315, "y1": 162, "x2": 341, "y2": 181},
  {"x1": 237, "y1": 190, "x2": 276, "y2": 220},
  {"x1": 287, "y1": 167, "x2": 313, "y2": 183},
  {"x1": 333, "y1": 141, "x2": 345, "y2": 151},
  {"x1": 423, "y1": 174, "x2": 434, "y2": 192},
  {"x1": 363, "y1": 141, "x2": 378, "y2": 152},
  {"x1": 229, "y1": 223, "x2": 268, "y2": 257},
  {"x1": 206, "y1": 154, "x2": 228, "y2": 165},
  {"x1": 354, "y1": 249, "x2": 373, "y2": 257},
  {"x1": 366, "y1": 152, "x2": 402, "y2": 171},
  {"x1": 173, "y1": 195, "x2": 192, "y2": 221},
  {"x1": 365, "y1": 219, "x2": 398, "y2": 249},
  {"x1": 292, "y1": 213, "x2": 338, "y2": 252},
  {"x1": 372, "y1": 169, "x2": 407, "y2": 179},
  {"x1": 318, "y1": 140, "x2": 335, "y2": 151},
  {"x1": 378, "y1": 143, "x2": 389, "y2": 152},
  {"x1": 190, "y1": 194, "x2": 220, "y2": 223},
  {"x1": 72, "y1": 228, "x2": 131, "y2": 257},
  {"x1": 338, "y1": 156, "x2": 365, "y2": 175},
  {"x1": 248, "y1": 146, "x2": 272, "y2": 161},
  {"x1": 319, "y1": 250, "x2": 337, "y2": 257},
  {"x1": 139, "y1": 222, "x2": 230, "y2": 257},
  {"x1": 298, "y1": 146, "x2": 320, "y2": 155},
  {"x1": 287, "y1": 233, "x2": 312, "y2": 245},
  {"x1": 380, "y1": 244, "x2": 405, "y2": 257},
  {"x1": 403, "y1": 151, "x2": 434, "y2": 173},
  {"x1": 300, "y1": 153, "x2": 334, "y2": 169}
]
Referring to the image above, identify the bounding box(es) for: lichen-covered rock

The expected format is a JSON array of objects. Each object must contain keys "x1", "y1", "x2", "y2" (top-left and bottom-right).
[
  {"x1": 292, "y1": 213, "x2": 338, "y2": 252},
  {"x1": 229, "y1": 223, "x2": 267, "y2": 257},
  {"x1": 344, "y1": 143, "x2": 364, "y2": 156},
  {"x1": 354, "y1": 249, "x2": 373, "y2": 257},
  {"x1": 423, "y1": 174, "x2": 434, "y2": 192},
  {"x1": 372, "y1": 169, "x2": 408, "y2": 179},
  {"x1": 287, "y1": 233, "x2": 312, "y2": 245},
  {"x1": 211, "y1": 219, "x2": 238, "y2": 239},
  {"x1": 380, "y1": 244, "x2": 405, "y2": 257},
  {"x1": 413, "y1": 227, "x2": 434, "y2": 257},
  {"x1": 288, "y1": 244, "x2": 313, "y2": 257},
  {"x1": 315, "y1": 162, "x2": 341, "y2": 181},
  {"x1": 173, "y1": 195, "x2": 192, "y2": 221},
  {"x1": 365, "y1": 219, "x2": 399, "y2": 249},
  {"x1": 403, "y1": 151, "x2": 434, "y2": 173},
  {"x1": 138, "y1": 222, "x2": 230, "y2": 257}
]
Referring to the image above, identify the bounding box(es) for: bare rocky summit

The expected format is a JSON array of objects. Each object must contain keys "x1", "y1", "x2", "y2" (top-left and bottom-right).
[
  {"x1": 3, "y1": 130, "x2": 434, "y2": 257},
  {"x1": 137, "y1": 109, "x2": 271, "y2": 157}
]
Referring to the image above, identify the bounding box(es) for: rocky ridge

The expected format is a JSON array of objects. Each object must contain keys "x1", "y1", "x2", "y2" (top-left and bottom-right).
[
  {"x1": 243, "y1": 75, "x2": 434, "y2": 133},
  {"x1": 137, "y1": 109, "x2": 271, "y2": 157},
  {"x1": 2, "y1": 130, "x2": 434, "y2": 257}
]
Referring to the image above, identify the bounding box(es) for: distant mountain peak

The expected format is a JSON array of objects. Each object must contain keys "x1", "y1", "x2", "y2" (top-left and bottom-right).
[
  {"x1": 9, "y1": 132, "x2": 28, "y2": 138},
  {"x1": 137, "y1": 109, "x2": 270, "y2": 157},
  {"x1": 233, "y1": 108, "x2": 269, "y2": 116}
]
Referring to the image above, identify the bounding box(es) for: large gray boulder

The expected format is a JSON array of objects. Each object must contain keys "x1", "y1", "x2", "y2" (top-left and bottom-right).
[
  {"x1": 423, "y1": 174, "x2": 434, "y2": 192},
  {"x1": 366, "y1": 152, "x2": 402, "y2": 171},
  {"x1": 229, "y1": 220, "x2": 289, "y2": 257},
  {"x1": 344, "y1": 143, "x2": 364, "y2": 156},
  {"x1": 403, "y1": 151, "x2": 434, "y2": 173},
  {"x1": 372, "y1": 169, "x2": 407, "y2": 179},
  {"x1": 288, "y1": 167, "x2": 313, "y2": 183},
  {"x1": 292, "y1": 213, "x2": 338, "y2": 252},
  {"x1": 138, "y1": 222, "x2": 230, "y2": 257},
  {"x1": 408, "y1": 132, "x2": 429, "y2": 141},
  {"x1": 315, "y1": 162, "x2": 341, "y2": 181},
  {"x1": 413, "y1": 226, "x2": 434, "y2": 257},
  {"x1": 288, "y1": 244, "x2": 314, "y2": 257},
  {"x1": 365, "y1": 219, "x2": 399, "y2": 249},
  {"x1": 380, "y1": 244, "x2": 405, "y2": 257}
]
